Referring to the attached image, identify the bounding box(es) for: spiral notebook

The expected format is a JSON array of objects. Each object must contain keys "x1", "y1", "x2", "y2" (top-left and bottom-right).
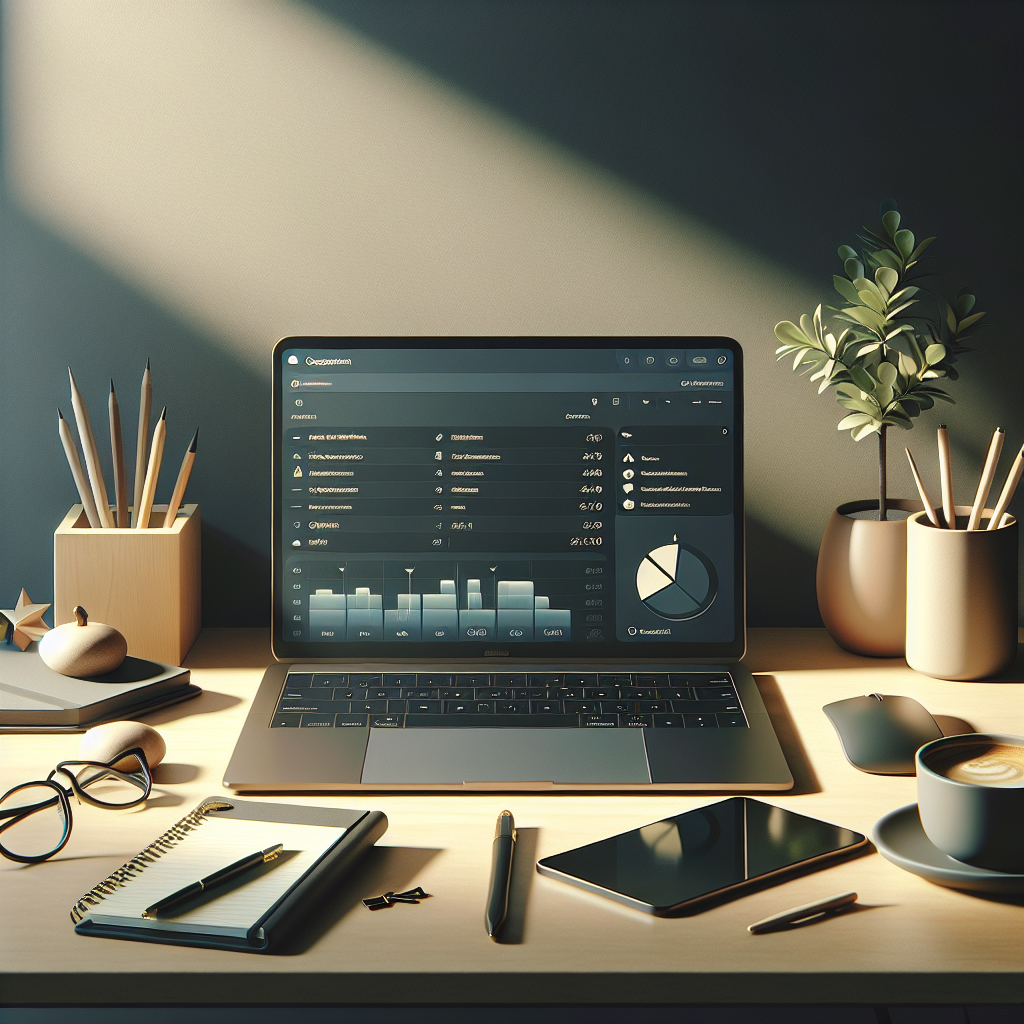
[{"x1": 72, "y1": 797, "x2": 388, "y2": 952}]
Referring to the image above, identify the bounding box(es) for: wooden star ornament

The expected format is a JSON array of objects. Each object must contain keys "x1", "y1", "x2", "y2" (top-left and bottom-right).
[{"x1": 0, "y1": 589, "x2": 51, "y2": 650}]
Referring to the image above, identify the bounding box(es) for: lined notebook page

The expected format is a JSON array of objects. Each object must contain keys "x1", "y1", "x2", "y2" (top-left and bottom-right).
[{"x1": 83, "y1": 816, "x2": 346, "y2": 938}]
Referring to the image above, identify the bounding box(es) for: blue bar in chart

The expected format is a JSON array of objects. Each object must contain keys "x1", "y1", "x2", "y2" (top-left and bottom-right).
[
  {"x1": 347, "y1": 586, "x2": 383, "y2": 640},
  {"x1": 309, "y1": 590, "x2": 346, "y2": 640}
]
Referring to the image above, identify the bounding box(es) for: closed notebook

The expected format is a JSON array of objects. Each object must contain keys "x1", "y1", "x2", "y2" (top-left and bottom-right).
[{"x1": 72, "y1": 797, "x2": 387, "y2": 952}]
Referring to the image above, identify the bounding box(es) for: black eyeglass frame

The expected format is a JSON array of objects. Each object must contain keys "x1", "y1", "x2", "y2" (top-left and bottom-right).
[{"x1": 0, "y1": 747, "x2": 152, "y2": 864}]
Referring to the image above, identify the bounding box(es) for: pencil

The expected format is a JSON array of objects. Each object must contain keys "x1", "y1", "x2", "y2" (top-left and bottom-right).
[
  {"x1": 136, "y1": 407, "x2": 167, "y2": 529},
  {"x1": 163, "y1": 429, "x2": 198, "y2": 525},
  {"x1": 58, "y1": 408, "x2": 102, "y2": 528},
  {"x1": 68, "y1": 368, "x2": 114, "y2": 528},
  {"x1": 906, "y1": 449, "x2": 941, "y2": 527},
  {"x1": 937, "y1": 424, "x2": 955, "y2": 528},
  {"x1": 108, "y1": 380, "x2": 128, "y2": 528},
  {"x1": 132, "y1": 359, "x2": 152, "y2": 527},
  {"x1": 987, "y1": 443, "x2": 1023, "y2": 530},
  {"x1": 967, "y1": 427, "x2": 1004, "y2": 531}
]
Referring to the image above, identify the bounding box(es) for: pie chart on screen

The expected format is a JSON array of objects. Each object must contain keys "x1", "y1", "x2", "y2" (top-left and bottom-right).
[{"x1": 635, "y1": 541, "x2": 718, "y2": 620}]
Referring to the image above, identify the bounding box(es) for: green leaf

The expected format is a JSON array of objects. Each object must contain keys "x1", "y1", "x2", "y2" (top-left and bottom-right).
[
  {"x1": 799, "y1": 312, "x2": 816, "y2": 342},
  {"x1": 875, "y1": 266, "x2": 898, "y2": 296},
  {"x1": 833, "y1": 275, "x2": 861, "y2": 305},
  {"x1": 852, "y1": 422, "x2": 880, "y2": 441},
  {"x1": 894, "y1": 229, "x2": 915, "y2": 258},
  {"x1": 874, "y1": 382, "x2": 894, "y2": 407},
  {"x1": 908, "y1": 236, "x2": 936, "y2": 262},
  {"x1": 877, "y1": 361, "x2": 898, "y2": 386},
  {"x1": 837, "y1": 413, "x2": 871, "y2": 430},
  {"x1": 882, "y1": 210, "x2": 901, "y2": 238},
  {"x1": 871, "y1": 248, "x2": 901, "y2": 271},
  {"x1": 849, "y1": 364, "x2": 876, "y2": 392},
  {"x1": 837, "y1": 244, "x2": 858, "y2": 262},
  {"x1": 844, "y1": 305, "x2": 885, "y2": 333},
  {"x1": 924, "y1": 343, "x2": 946, "y2": 365},
  {"x1": 886, "y1": 300, "x2": 917, "y2": 318},
  {"x1": 889, "y1": 286, "x2": 919, "y2": 301},
  {"x1": 844, "y1": 257, "x2": 864, "y2": 280},
  {"x1": 945, "y1": 303, "x2": 957, "y2": 333},
  {"x1": 842, "y1": 398, "x2": 882, "y2": 417},
  {"x1": 956, "y1": 311, "x2": 987, "y2": 332},
  {"x1": 774, "y1": 321, "x2": 809, "y2": 346},
  {"x1": 955, "y1": 293, "x2": 976, "y2": 316},
  {"x1": 856, "y1": 289, "x2": 885, "y2": 313}
]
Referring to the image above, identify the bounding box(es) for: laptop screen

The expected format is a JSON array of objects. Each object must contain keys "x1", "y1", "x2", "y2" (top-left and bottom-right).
[{"x1": 272, "y1": 338, "x2": 743, "y2": 662}]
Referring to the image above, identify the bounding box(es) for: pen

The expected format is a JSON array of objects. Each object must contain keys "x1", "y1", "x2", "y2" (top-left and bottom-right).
[
  {"x1": 58, "y1": 408, "x2": 102, "y2": 528},
  {"x1": 967, "y1": 427, "x2": 1004, "y2": 531},
  {"x1": 747, "y1": 891, "x2": 858, "y2": 934},
  {"x1": 108, "y1": 380, "x2": 128, "y2": 528},
  {"x1": 987, "y1": 442, "x2": 1023, "y2": 530},
  {"x1": 937, "y1": 424, "x2": 955, "y2": 528},
  {"x1": 136, "y1": 407, "x2": 166, "y2": 528},
  {"x1": 69, "y1": 368, "x2": 114, "y2": 528},
  {"x1": 905, "y1": 449, "x2": 940, "y2": 527},
  {"x1": 142, "y1": 843, "x2": 283, "y2": 918},
  {"x1": 132, "y1": 359, "x2": 152, "y2": 527},
  {"x1": 485, "y1": 810, "x2": 516, "y2": 939},
  {"x1": 163, "y1": 429, "x2": 198, "y2": 525}
]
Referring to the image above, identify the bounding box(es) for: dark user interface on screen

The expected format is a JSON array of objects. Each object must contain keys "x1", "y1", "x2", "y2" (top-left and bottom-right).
[
  {"x1": 278, "y1": 345, "x2": 738, "y2": 651},
  {"x1": 539, "y1": 798, "x2": 865, "y2": 912}
]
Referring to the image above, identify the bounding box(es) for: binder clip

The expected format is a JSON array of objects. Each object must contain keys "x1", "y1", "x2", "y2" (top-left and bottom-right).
[{"x1": 362, "y1": 886, "x2": 431, "y2": 910}]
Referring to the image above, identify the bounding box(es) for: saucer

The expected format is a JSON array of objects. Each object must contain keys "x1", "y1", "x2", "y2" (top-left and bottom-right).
[{"x1": 871, "y1": 804, "x2": 1024, "y2": 894}]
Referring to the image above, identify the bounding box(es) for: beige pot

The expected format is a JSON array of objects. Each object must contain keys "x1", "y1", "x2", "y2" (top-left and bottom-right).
[
  {"x1": 906, "y1": 507, "x2": 1018, "y2": 680},
  {"x1": 816, "y1": 498, "x2": 923, "y2": 657}
]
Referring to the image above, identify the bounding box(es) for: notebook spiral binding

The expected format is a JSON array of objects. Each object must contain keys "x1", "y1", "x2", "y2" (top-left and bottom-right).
[{"x1": 70, "y1": 798, "x2": 233, "y2": 922}]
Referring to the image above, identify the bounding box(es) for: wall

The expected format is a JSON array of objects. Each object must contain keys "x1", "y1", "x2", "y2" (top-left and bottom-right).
[{"x1": 1, "y1": 0, "x2": 1021, "y2": 629}]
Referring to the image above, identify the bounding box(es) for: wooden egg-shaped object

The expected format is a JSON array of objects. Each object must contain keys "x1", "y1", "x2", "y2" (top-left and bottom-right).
[
  {"x1": 38, "y1": 606, "x2": 128, "y2": 677},
  {"x1": 79, "y1": 720, "x2": 166, "y2": 771}
]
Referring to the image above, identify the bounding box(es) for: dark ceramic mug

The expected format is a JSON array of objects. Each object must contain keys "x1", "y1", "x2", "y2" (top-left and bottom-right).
[{"x1": 916, "y1": 733, "x2": 1024, "y2": 874}]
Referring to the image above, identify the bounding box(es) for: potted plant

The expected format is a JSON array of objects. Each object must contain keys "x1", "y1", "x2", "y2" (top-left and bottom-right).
[{"x1": 774, "y1": 201, "x2": 987, "y2": 655}]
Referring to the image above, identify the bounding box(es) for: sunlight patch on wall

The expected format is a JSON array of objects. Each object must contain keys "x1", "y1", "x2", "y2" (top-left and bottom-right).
[{"x1": 6, "y1": 0, "x2": 953, "y2": 550}]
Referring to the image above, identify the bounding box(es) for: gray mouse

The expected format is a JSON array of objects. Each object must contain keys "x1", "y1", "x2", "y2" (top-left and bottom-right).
[{"x1": 822, "y1": 693, "x2": 943, "y2": 775}]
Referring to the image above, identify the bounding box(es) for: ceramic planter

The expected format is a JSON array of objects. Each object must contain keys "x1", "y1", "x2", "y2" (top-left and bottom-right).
[{"x1": 816, "y1": 498, "x2": 922, "y2": 657}]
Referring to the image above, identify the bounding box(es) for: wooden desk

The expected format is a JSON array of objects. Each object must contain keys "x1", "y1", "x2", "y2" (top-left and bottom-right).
[{"x1": 2, "y1": 628, "x2": 1021, "y2": 1007}]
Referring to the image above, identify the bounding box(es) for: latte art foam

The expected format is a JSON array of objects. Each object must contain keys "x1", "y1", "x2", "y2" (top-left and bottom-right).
[{"x1": 924, "y1": 742, "x2": 1024, "y2": 788}]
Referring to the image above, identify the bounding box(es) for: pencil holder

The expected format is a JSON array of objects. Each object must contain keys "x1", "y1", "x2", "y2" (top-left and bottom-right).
[
  {"x1": 905, "y1": 507, "x2": 1018, "y2": 680},
  {"x1": 54, "y1": 504, "x2": 201, "y2": 666}
]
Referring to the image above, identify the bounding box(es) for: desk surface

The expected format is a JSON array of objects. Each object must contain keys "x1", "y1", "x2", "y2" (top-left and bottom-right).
[{"x1": 2, "y1": 628, "x2": 1021, "y2": 1007}]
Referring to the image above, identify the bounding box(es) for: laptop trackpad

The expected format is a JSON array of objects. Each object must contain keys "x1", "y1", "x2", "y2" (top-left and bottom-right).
[{"x1": 361, "y1": 728, "x2": 651, "y2": 784}]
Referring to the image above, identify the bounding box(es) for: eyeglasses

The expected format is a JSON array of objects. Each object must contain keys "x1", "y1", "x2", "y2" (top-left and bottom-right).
[{"x1": 0, "y1": 747, "x2": 152, "y2": 864}]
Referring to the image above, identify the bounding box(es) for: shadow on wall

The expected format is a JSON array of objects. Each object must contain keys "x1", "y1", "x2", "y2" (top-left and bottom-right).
[
  {"x1": 0, "y1": 195, "x2": 270, "y2": 626},
  {"x1": 746, "y1": 517, "x2": 822, "y2": 628}
]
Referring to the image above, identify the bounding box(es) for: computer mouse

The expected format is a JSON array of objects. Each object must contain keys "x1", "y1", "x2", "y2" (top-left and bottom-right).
[{"x1": 822, "y1": 693, "x2": 943, "y2": 775}]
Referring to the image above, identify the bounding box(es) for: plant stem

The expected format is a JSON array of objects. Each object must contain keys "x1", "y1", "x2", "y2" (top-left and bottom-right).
[{"x1": 878, "y1": 424, "x2": 888, "y2": 521}]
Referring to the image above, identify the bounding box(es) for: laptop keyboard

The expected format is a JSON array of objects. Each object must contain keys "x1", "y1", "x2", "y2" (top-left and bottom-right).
[{"x1": 270, "y1": 671, "x2": 748, "y2": 729}]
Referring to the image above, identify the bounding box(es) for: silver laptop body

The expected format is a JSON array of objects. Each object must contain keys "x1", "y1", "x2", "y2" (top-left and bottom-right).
[{"x1": 224, "y1": 337, "x2": 792, "y2": 792}]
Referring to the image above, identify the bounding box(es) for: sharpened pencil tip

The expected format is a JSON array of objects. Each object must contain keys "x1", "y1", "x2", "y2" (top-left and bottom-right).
[
  {"x1": 188, "y1": 428, "x2": 199, "y2": 452},
  {"x1": 997, "y1": 426, "x2": 1004, "y2": 432},
  {"x1": 146, "y1": 357, "x2": 151, "y2": 370},
  {"x1": 159, "y1": 407, "x2": 167, "y2": 420},
  {"x1": 939, "y1": 423, "x2": 946, "y2": 429},
  {"x1": 57, "y1": 407, "x2": 64, "y2": 420}
]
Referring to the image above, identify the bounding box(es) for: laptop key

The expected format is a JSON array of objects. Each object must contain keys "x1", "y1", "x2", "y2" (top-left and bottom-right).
[
  {"x1": 300, "y1": 714, "x2": 336, "y2": 727},
  {"x1": 350, "y1": 674, "x2": 383, "y2": 686},
  {"x1": 387, "y1": 700, "x2": 408, "y2": 713},
  {"x1": 496, "y1": 701, "x2": 530, "y2": 714},
  {"x1": 601, "y1": 701, "x2": 633, "y2": 714},
  {"x1": 445, "y1": 701, "x2": 474, "y2": 713},
  {"x1": 285, "y1": 674, "x2": 313, "y2": 688},
  {"x1": 457, "y1": 674, "x2": 490, "y2": 686},
  {"x1": 355, "y1": 700, "x2": 387, "y2": 713},
  {"x1": 636, "y1": 674, "x2": 669, "y2": 686},
  {"x1": 531, "y1": 701, "x2": 562, "y2": 714},
  {"x1": 335, "y1": 714, "x2": 369, "y2": 727},
  {"x1": 684, "y1": 714, "x2": 719, "y2": 728},
  {"x1": 513, "y1": 688, "x2": 546, "y2": 699},
  {"x1": 402, "y1": 688, "x2": 438, "y2": 699},
  {"x1": 619, "y1": 714, "x2": 653, "y2": 728},
  {"x1": 529, "y1": 674, "x2": 563, "y2": 686},
  {"x1": 405, "y1": 714, "x2": 580, "y2": 728},
  {"x1": 417, "y1": 674, "x2": 453, "y2": 686},
  {"x1": 493, "y1": 674, "x2": 527, "y2": 686},
  {"x1": 653, "y1": 714, "x2": 685, "y2": 727},
  {"x1": 370, "y1": 715, "x2": 403, "y2": 728},
  {"x1": 439, "y1": 688, "x2": 473, "y2": 699},
  {"x1": 717, "y1": 713, "x2": 747, "y2": 727},
  {"x1": 312, "y1": 674, "x2": 346, "y2": 687},
  {"x1": 271, "y1": 713, "x2": 301, "y2": 727},
  {"x1": 409, "y1": 700, "x2": 441, "y2": 713},
  {"x1": 657, "y1": 688, "x2": 691, "y2": 699},
  {"x1": 564, "y1": 674, "x2": 598, "y2": 686},
  {"x1": 384, "y1": 674, "x2": 416, "y2": 686},
  {"x1": 581, "y1": 714, "x2": 618, "y2": 727},
  {"x1": 638, "y1": 701, "x2": 669, "y2": 713},
  {"x1": 477, "y1": 688, "x2": 511, "y2": 699},
  {"x1": 599, "y1": 674, "x2": 631, "y2": 685},
  {"x1": 474, "y1": 702, "x2": 495, "y2": 714}
]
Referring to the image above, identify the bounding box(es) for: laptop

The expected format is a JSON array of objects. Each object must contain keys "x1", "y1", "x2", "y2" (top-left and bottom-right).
[{"x1": 224, "y1": 337, "x2": 793, "y2": 792}]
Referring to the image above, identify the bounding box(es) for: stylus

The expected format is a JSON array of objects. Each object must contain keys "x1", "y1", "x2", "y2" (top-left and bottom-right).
[
  {"x1": 142, "y1": 844, "x2": 283, "y2": 918},
  {"x1": 747, "y1": 890, "x2": 857, "y2": 934},
  {"x1": 485, "y1": 810, "x2": 516, "y2": 939}
]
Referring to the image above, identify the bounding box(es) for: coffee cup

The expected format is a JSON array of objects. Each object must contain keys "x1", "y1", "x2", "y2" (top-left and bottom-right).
[{"x1": 916, "y1": 733, "x2": 1024, "y2": 873}]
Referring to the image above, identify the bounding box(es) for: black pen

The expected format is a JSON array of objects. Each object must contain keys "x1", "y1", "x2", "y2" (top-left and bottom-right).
[
  {"x1": 485, "y1": 810, "x2": 516, "y2": 939},
  {"x1": 142, "y1": 844, "x2": 284, "y2": 918}
]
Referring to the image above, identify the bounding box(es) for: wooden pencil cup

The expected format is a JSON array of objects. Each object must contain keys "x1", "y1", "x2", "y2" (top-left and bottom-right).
[
  {"x1": 54, "y1": 504, "x2": 201, "y2": 666},
  {"x1": 905, "y1": 507, "x2": 1018, "y2": 681}
]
